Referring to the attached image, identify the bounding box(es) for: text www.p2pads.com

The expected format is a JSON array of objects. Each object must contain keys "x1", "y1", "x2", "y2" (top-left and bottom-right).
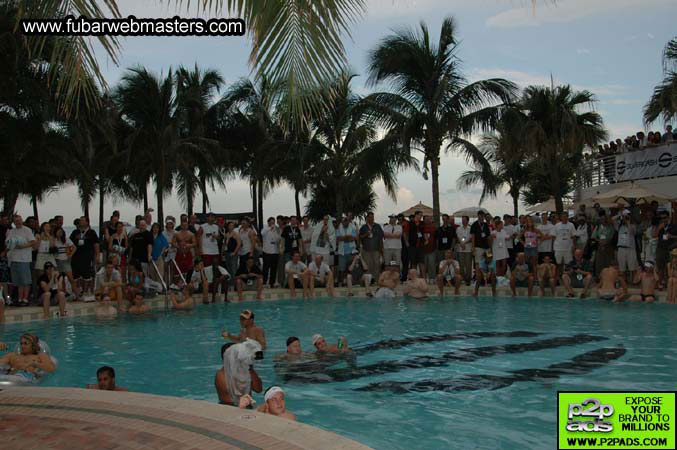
[{"x1": 20, "y1": 15, "x2": 245, "y2": 36}]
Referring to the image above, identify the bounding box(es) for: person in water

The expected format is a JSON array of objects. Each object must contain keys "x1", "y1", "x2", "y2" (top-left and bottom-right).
[
  {"x1": 598, "y1": 261, "x2": 627, "y2": 302},
  {"x1": 0, "y1": 333, "x2": 55, "y2": 381},
  {"x1": 374, "y1": 261, "x2": 400, "y2": 298},
  {"x1": 128, "y1": 293, "x2": 151, "y2": 314},
  {"x1": 170, "y1": 284, "x2": 195, "y2": 310},
  {"x1": 216, "y1": 339, "x2": 263, "y2": 407},
  {"x1": 0, "y1": 342, "x2": 6, "y2": 351},
  {"x1": 95, "y1": 294, "x2": 118, "y2": 317},
  {"x1": 312, "y1": 334, "x2": 350, "y2": 353},
  {"x1": 403, "y1": 269, "x2": 428, "y2": 299},
  {"x1": 86, "y1": 366, "x2": 127, "y2": 391},
  {"x1": 239, "y1": 386, "x2": 296, "y2": 421},
  {"x1": 222, "y1": 309, "x2": 266, "y2": 350},
  {"x1": 274, "y1": 336, "x2": 309, "y2": 361}
]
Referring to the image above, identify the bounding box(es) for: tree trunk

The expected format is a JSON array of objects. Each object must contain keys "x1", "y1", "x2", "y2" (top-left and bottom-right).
[
  {"x1": 2, "y1": 191, "x2": 19, "y2": 216},
  {"x1": 83, "y1": 201, "x2": 90, "y2": 220},
  {"x1": 295, "y1": 189, "x2": 301, "y2": 218},
  {"x1": 512, "y1": 192, "x2": 519, "y2": 217},
  {"x1": 257, "y1": 179, "x2": 263, "y2": 230},
  {"x1": 157, "y1": 188, "x2": 164, "y2": 230},
  {"x1": 98, "y1": 179, "x2": 105, "y2": 236},
  {"x1": 31, "y1": 194, "x2": 39, "y2": 221},
  {"x1": 201, "y1": 175, "x2": 208, "y2": 214},
  {"x1": 251, "y1": 180, "x2": 257, "y2": 223},
  {"x1": 142, "y1": 185, "x2": 149, "y2": 213},
  {"x1": 431, "y1": 154, "x2": 441, "y2": 226},
  {"x1": 551, "y1": 156, "x2": 564, "y2": 214}
]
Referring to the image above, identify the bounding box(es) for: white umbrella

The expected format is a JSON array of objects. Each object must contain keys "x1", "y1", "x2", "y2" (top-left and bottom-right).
[
  {"x1": 452, "y1": 206, "x2": 489, "y2": 218},
  {"x1": 592, "y1": 184, "x2": 671, "y2": 206},
  {"x1": 526, "y1": 197, "x2": 573, "y2": 213}
]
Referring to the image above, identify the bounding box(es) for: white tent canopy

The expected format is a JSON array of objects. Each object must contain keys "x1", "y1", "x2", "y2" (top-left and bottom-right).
[
  {"x1": 592, "y1": 183, "x2": 672, "y2": 206},
  {"x1": 452, "y1": 206, "x2": 489, "y2": 218},
  {"x1": 526, "y1": 197, "x2": 574, "y2": 213}
]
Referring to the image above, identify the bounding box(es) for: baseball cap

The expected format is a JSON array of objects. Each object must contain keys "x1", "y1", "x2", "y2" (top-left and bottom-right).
[
  {"x1": 240, "y1": 310, "x2": 254, "y2": 320},
  {"x1": 311, "y1": 334, "x2": 323, "y2": 345}
]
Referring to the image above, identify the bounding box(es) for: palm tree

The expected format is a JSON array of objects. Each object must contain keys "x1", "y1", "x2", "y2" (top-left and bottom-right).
[
  {"x1": 644, "y1": 37, "x2": 677, "y2": 125},
  {"x1": 18, "y1": 0, "x2": 366, "y2": 124},
  {"x1": 304, "y1": 72, "x2": 417, "y2": 220},
  {"x1": 365, "y1": 17, "x2": 517, "y2": 225},
  {"x1": 175, "y1": 64, "x2": 226, "y2": 215},
  {"x1": 520, "y1": 84, "x2": 607, "y2": 214},
  {"x1": 221, "y1": 76, "x2": 287, "y2": 227},
  {"x1": 115, "y1": 66, "x2": 186, "y2": 226},
  {"x1": 457, "y1": 109, "x2": 531, "y2": 216}
]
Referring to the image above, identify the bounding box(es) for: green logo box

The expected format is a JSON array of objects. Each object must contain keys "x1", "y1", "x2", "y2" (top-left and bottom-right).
[{"x1": 558, "y1": 391, "x2": 676, "y2": 449}]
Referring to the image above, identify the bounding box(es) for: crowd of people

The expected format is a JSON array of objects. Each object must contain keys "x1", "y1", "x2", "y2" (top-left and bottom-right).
[
  {"x1": 1, "y1": 201, "x2": 677, "y2": 322},
  {"x1": 596, "y1": 124, "x2": 676, "y2": 157}
]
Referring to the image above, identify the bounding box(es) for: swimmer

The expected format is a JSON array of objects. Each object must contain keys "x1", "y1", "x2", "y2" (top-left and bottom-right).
[
  {"x1": 537, "y1": 255, "x2": 557, "y2": 297},
  {"x1": 215, "y1": 343, "x2": 262, "y2": 406},
  {"x1": 403, "y1": 269, "x2": 428, "y2": 299},
  {"x1": 222, "y1": 309, "x2": 266, "y2": 350},
  {"x1": 437, "y1": 250, "x2": 461, "y2": 296},
  {"x1": 312, "y1": 334, "x2": 350, "y2": 353},
  {"x1": 627, "y1": 262, "x2": 657, "y2": 303},
  {"x1": 170, "y1": 284, "x2": 195, "y2": 310},
  {"x1": 275, "y1": 336, "x2": 309, "y2": 361},
  {"x1": 95, "y1": 294, "x2": 118, "y2": 317},
  {"x1": 374, "y1": 261, "x2": 400, "y2": 298},
  {"x1": 219, "y1": 339, "x2": 263, "y2": 407},
  {"x1": 598, "y1": 262, "x2": 627, "y2": 302},
  {"x1": 0, "y1": 333, "x2": 55, "y2": 380},
  {"x1": 86, "y1": 366, "x2": 127, "y2": 391},
  {"x1": 128, "y1": 293, "x2": 151, "y2": 314},
  {"x1": 255, "y1": 386, "x2": 296, "y2": 421},
  {"x1": 474, "y1": 251, "x2": 496, "y2": 297}
]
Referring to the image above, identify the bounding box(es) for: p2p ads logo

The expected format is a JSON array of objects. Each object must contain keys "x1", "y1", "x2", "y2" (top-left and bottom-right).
[{"x1": 558, "y1": 392, "x2": 676, "y2": 449}]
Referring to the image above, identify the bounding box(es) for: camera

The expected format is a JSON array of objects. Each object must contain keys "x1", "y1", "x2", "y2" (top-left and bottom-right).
[{"x1": 254, "y1": 351, "x2": 264, "y2": 360}]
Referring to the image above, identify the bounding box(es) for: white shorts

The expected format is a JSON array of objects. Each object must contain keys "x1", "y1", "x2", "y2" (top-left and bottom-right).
[
  {"x1": 554, "y1": 249, "x2": 573, "y2": 265},
  {"x1": 617, "y1": 247, "x2": 638, "y2": 272}
]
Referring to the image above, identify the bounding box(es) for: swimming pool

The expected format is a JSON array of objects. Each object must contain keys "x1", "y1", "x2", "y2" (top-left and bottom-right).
[{"x1": 2, "y1": 296, "x2": 676, "y2": 449}]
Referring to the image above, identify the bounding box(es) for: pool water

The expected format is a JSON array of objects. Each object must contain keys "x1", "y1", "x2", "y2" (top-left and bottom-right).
[{"x1": 2, "y1": 297, "x2": 676, "y2": 450}]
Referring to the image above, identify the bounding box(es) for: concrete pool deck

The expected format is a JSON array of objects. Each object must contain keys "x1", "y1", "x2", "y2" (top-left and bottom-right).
[
  {"x1": 1, "y1": 285, "x2": 670, "y2": 324},
  {"x1": 0, "y1": 387, "x2": 372, "y2": 450}
]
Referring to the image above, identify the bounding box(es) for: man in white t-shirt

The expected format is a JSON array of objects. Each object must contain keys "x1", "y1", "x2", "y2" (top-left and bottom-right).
[
  {"x1": 198, "y1": 213, "x2": 221, "y2": 266},
  {"x1": 436, "y1": 250, "x2": 461, "y2": 296},
  {"x1": 503, "y1": 215, "x2": 518, "y2": 267},
  {"x1": 5, "y1": 214, "x2": 37, "y2": 305},
  {"x1": 455, "y1": 216, "x2": 473, "y2": 285},
  {"x1": 308, "y1": 255, "x2": 335, "y2": 297},
  {"x1": 335, "y1": 215, "x2": 357, "y2": 286},
  {"x1": 537, "y1": 214, "x2": 555, "y2": 263},
  {"x1": 382, "y1": 215, "x2": 402, "y2": 268},
  {"x1": 284, "y1": 251, "x2": 310, "y2": 298},
  {"x1": 261, "y1": 217, "x2": 281, "y2": 288},
  {"x1": 553, "y1": 213, "x2": 576, "y2": 271},
  {"x1": 490, "y1": 218, "x2": 509, "y2": 276}
]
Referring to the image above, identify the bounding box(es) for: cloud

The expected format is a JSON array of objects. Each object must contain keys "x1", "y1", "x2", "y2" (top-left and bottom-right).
[
  {"x1": 576, "y1": 48, "x2": 590, "y2": 55},
  {"x1": 486, "y1": 0, "x2": 672, "y2": 28},
  {"x1": 647, "y1": 33, "x2": 655, "y2": 39}
]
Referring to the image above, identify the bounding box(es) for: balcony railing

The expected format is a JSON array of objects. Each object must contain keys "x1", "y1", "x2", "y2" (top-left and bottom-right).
[{"x1": 574, "y1": 142, "x2": 677, "y2": 192}]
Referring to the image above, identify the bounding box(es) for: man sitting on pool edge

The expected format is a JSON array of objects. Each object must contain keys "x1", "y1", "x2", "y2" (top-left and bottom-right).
[
  {"x1": 374, "y1": 261, "x2": 400, "y2": 298},
  {"x1": 312, "y1": 334, "x2": 350, "y2": 353},
  {"x1": 86, "y1": 366, "x2": 127, "y2": 391},
  {"x1": 403, "y1": 269, "x2": 428, "y2": 299}
]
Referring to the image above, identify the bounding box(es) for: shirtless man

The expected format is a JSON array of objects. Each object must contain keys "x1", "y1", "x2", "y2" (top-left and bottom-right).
[
  {"x1": 222, "y1": 310, "x2": 266, "y2": 350},
  {"x1": 170, "y1": 285, "x2": 195, "y2": 310},
  {"x1": 537, "y1": 255, "x2": 558, "y2": 297},
  {"x1": 275, "y1": 336, "x2": 309, "y2": 362},
  {"x1": 374, "y1": 261, "x2": 400, "y2": 298},
  {"x1": 437, "y1": 250, "x2": 461, "y2": 296},
  {"x1": 215, "y1": 343, "x2": 262, "y2": 405},
  {"x1": 627, "y1": 262, "x2": 657, "y2": 303},
  {"x1": 171, "y1": 217, "x2": 197, "y2": 283},
  {"x1": 510, "y1": 252, "x2": 534, "y2": 297},
  {"x1": 95, "y1": 294, "x2": 118, "y2": 317},
  {"x1": 128, "y1": 293, "x2": 151, "y2": 314},
  {"x1": 86, "y1": 366, "x2": 127, "y2": 391},
  {"x1": 598, "y1": 262, "x2": 627, "y2": 302},
  {"x1": 403, "y1": 269, "x2": 429, "y2": 299},
  {"x1": 0, "y1": 333, "x2": 55, "y2": 381},
  {"x1": 312, "y1": 334, "x2": 350, "y2": 353},
  {"x1": 254, "y1": 386, "x2": 297, "y2": 421}
]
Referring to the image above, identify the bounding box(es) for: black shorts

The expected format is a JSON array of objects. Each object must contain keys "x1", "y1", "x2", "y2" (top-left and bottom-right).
[
  {"x1": 538, "y1": 252, "x2": 554, "y2": 264},
  {"x1": 72, "y1": 258, "x2": 94, "y2": 279},
  {"x1": 288, "y1": 278, "x2": 303, "y2": 289},
  {"x1": 408, "y1": 247, "x2": 423, "y2": 265}
]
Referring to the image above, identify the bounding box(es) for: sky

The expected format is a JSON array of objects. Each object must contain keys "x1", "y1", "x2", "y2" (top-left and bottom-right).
[{"x1": 16, "y1": 0, "x2": 677, "y2": 224}]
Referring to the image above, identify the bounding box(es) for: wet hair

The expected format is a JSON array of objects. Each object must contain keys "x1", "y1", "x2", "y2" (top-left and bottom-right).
[
  {"x1": 221, "y1": 343, "x2": 234, "y2": 358},
  {"x1": 21, "y1": 333, "x2": 40, "y2": 354},
  {"x1": 286, "y1": 336, "x2": 300, "y2": 347},
  {"x1": 97, "y1": 366, "x2": 115, "y2": 378}
]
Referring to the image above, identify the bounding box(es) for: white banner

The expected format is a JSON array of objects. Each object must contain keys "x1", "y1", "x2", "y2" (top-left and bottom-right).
[{"x1": 615, "y1": 143, "x2": 677, "y2": 181}]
